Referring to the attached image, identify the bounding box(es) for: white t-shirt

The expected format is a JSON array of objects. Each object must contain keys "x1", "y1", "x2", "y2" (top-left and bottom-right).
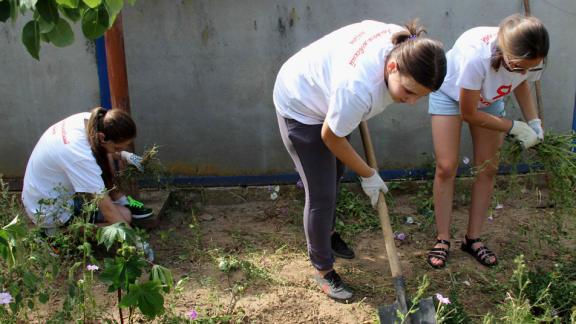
[
  {"x1": 22, "y1": 113, "x2": 106, "y2": 228},
  {"x1": 440, "y1": 27, "x2": 542, "y2": 107},
  {"x1": 273, "y1": 20, "x2": 400, "y2": 137}
]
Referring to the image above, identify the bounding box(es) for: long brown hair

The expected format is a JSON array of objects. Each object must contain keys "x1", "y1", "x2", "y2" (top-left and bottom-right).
[
  {"x1": 388, "y1": 19, "x2": 447, "y2": 91},
  {"x1": 491, "y1": 14, "x2": 549, "y2": 71},
  {"x1": 87, "y1": 107, "x2": 137, "y2": 189}
]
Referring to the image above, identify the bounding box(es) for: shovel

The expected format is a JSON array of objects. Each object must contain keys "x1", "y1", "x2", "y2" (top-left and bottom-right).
[{"x1": 358, "y1": 121, "x2": 436, "y2": 324}]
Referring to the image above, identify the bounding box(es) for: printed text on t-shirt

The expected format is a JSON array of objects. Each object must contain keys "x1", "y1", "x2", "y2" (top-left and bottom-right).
[{"x1": 348, "y1": 28, "x2": 391, "y2": 67}]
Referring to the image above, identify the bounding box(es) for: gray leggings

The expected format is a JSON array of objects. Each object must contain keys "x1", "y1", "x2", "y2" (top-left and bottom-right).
[{"x1": 276, "y1": 112, "x2": 345, "y2": 271}]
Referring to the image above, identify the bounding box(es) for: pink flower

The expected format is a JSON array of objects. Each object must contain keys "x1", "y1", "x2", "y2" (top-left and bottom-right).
[
  {"x1": 187, "y1": 309, "x2": 198, "y2": 320},
  {"x1": 87, "y1": 264, "x2": 99, "y2": 271},
  {"x1": 0, "y1": 292, "x2": 12, "y2": 305},
  {"x1": 394, "y1": 232, "x2": 406, "y2": 241},
  {"x1": 296, "y1": 179, "x2": 304, "y2": 189},
  {"x1": 435, "y1": 293, "x2": 451, "y2": 305}
]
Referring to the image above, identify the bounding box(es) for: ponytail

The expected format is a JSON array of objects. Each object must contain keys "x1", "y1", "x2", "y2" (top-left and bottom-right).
[
  {"x1": 391, "y1": 19, "x2": 427, "y2": 45},
  {"x1": 87, "y1": 107, "x2": 137, "y2": 189},
  {"x1": 388, "y1": 19, "x2": 447, "y2": 91}
]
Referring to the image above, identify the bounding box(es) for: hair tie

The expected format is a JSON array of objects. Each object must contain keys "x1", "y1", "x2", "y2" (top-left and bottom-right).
[{"x1": 409, "y1": 34, "x2": 417, "y2": 40}]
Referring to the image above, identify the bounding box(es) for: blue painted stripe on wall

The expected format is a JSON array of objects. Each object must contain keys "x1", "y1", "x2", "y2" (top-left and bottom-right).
[
  {"x1": 573, "y1": 89, "x2": 576, "y2": 132},
  {"x1": 137, "y1": 164, "x2": 536, "y2": 188},
  {"x1": 95, "y1": 37, "x2": 112, "y2": 110}
]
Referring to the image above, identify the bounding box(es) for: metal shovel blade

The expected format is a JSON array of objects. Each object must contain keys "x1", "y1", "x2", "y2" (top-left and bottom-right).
[{"x1": 378, "y1": 297, "x2": 436, "y2": 324}]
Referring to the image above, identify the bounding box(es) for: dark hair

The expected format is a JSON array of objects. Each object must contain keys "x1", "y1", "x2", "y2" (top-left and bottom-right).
[
  {"x1": 87, "y1": 107, "x2": 137, "y2": 189},
  {"x1": 491, "y1": 14, "x2": 549, "y2": 71},
  {"x1": 388, "y1": 19, "x2": 447, "y2": 91}
]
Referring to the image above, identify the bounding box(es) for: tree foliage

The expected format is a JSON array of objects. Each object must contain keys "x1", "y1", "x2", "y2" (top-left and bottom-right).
[{"x1": 0, "y1": 0, "x2": 136, "y2": 59}]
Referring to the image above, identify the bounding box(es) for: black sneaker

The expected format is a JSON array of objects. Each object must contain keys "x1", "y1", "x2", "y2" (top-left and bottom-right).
[
  {"x1": 331, "y1": 232, "x2": 355, "y2": 259},
  {"x1": 314, "y1": 270, "x2": 354, "y2": 301},
  {"x1": 125, "y1": 196, "x2": 154, "y2": 219}
]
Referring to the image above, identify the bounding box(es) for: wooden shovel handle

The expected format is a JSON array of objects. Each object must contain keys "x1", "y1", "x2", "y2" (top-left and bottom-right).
[{"x1": 359, "y1": 121, "x2": 403, "y2": 278}]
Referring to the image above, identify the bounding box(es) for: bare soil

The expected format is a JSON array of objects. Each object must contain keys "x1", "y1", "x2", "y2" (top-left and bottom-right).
[{"x1": 39, "y1": 177, "x2": 576, "y2": 323}]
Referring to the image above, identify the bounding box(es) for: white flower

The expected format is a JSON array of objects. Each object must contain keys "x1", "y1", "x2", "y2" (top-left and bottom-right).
[
  {"x1": 87, "y1": 264, "x2": 99, "y2": 271},
  {"x1": 462, "y1": 157, "x2": 470, "y2": 165},
  {"x1": 435, "y1": 293, "x2": 451, "y2": 305},
  {"x1": 495, "y1": 203, "x2": 504, "y2": 210},
  {"x1": 273, "y1": 185, "x2": 280, "y2": 192},
  {"x1": 270, "y1": 192, "x2": 278, "y2": 200},
  {"x1": 0, "y1": 292, "x2": 13, "y2": 305}
]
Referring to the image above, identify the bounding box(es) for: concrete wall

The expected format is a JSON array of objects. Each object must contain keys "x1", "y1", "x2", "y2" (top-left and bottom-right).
[
  {"x1": 0, "y1": 20, "x2": 100, "y2": 177},
  {"x1": 1, "y1": 0, "x2": 575, "y2": 179}
]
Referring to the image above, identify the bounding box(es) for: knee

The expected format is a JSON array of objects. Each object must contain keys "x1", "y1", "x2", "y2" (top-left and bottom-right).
[
  {"x1": 475, "y1": 161, "x2": 498, "y2": 179},
  {"x1": 435, "y1": 161, "x2": 458, "y2": 181}
]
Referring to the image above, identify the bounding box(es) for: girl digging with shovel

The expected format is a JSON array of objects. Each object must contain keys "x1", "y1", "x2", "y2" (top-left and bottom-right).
[{"x1": 273, "y1": 19, "x2": 446, "y2": 301}]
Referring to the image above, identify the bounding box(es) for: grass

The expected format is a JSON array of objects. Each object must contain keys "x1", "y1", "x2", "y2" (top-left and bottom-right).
[
  {"x1": 499, "y1": 132, "x2": 576, "y2": 210},
  {"x1": 117, "y1": 144, "x2": 170, "y2": 191}
]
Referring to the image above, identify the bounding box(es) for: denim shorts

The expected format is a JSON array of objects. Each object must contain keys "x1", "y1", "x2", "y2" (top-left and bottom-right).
[
  {"x1": 69, "y1": 197, "x2": 105, "y2": 224},
  {"x1": 428, "y1": 90, "x2": 505, "y2": 117}
]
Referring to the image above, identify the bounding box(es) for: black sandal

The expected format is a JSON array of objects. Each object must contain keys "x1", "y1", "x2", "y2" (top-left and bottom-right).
[
  {"x1": 461, "y1": 235, "x2": 498, "y2": 267},
  {"x1": 427, "y1": 239, "x2": 451, "y2": 269}
]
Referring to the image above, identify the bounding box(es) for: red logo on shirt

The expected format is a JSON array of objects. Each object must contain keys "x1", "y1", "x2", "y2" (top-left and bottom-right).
[
  {"x1": 492, "y1": 85, "x2": 512, "y2": 100},
  {"x1": 61, "y1": 121, "x2": 69, "y2": 144},
  {"x1": 348, "y1": 28, "x2": 391, "y2": 67},
  {"x1": 479, "y1": 95, "x2": 491, "y2": 106},
  {"x1": 480, "y1": 34, "x2": 494, "y2": 44}
]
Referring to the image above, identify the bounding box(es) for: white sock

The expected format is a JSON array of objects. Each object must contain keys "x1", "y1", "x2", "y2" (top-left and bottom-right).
[{"x1": 113, "y1": 195, "x2": 129, "y2": 206}]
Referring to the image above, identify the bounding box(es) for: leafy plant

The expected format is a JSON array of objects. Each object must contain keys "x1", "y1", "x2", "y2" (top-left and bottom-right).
[
  {"x1": 117, "y1": 144, "x2": 170, "y2": 191},
  {"x1": 499, "y1": 132, "x2": 576, "y2": 210},
  {"x1": 335, "y1": 187, "x2": 380, "y2": 236},
  {"x1": 97, "y1": 223, "x2": 171, "y2": 321},
  {"x1": 484, "y1": 255, "x2": 559, "y2": 323},
  {"x1": 0, "y1": 0, "x2": 137, "y2": 59},
  {"x1": 525, "y1": 257, "x2": 576, "y2": 321}
]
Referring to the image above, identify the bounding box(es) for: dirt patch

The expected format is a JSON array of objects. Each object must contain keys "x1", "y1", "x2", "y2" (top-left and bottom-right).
[{"x1": 38, "y1": 178, "x2": 576, "y2": 323}]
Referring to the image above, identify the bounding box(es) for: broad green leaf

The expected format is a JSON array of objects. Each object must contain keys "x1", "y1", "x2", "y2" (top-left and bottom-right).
[
  {"x1": 23, "y1": 272, "x2": 38, "y2": 290},
  {"x1": 97, "y1": 222, "x2": 134, "y2": 250},
  {"x1": 81, "y1": 6, "x2": 109, "y2": 40},
  {"x1": 0, "y1": 233, "x2": 9, "y2": 261},
  {"x1": 82, "y1": 0, "x2": 101, "y2": 8},
  {"x1": 104, "y1": 0, "x2": 122, "y2": 18},
  {"x1": 99, "y1": 256, "x2": 145, "y2": 291},
  {"x1": 20, "y1": 0, "x2": 38, "y2": 10},
  {"x1": 48, "y1": 18, "x2": 74, "y2": 47},
  {"x1": 56, "y1": 0, "x2": 79, "y2": 9},
  {"x1": 0, "y1": 0, "x2": 10, "y2": 22},
  {"x1": 99, "y1": 258, "x2": 124, "y2": 291},
  {"x1": 2, "y1": 215, "x2": 19, "y2": 230},
  {"x1": 22, "y1": 20, "x2": 41, "y2": 60},
  {"x1": 150, "y1": 265, "x2": 174, "y2": 293},
  {"x1": 39, "y1": 292, "x2": 49, "y2": 304},
  {"x1": 38, "y1": 16, "x2": 55, "y2": 33},
  {"x1": 119, "y1": 281, "x2": 164, "y2": 317},
  {"x1": 60, "y1": 7, "x2": 80, "y2": 21},
  {"x1": 37, "y1": 0, "x2": 59, "y2": 24},
  {"x1": 40, "y1": 33, "x2": 50, "y2": 42}
]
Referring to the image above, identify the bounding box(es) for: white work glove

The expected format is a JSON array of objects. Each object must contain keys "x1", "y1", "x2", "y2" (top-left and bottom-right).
[
  {"x1": 360, "y1": 169, "x2": 389, "y2": 208},
  {"x1": 120, "y1": 151, "x2": 144, "y2": 172},
  {"x1": 527, "y1": 118, "x2": 544, "y2": 141},
  {"x1": 508, "y1": 121, "x2": 540, "y2": 149}
]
